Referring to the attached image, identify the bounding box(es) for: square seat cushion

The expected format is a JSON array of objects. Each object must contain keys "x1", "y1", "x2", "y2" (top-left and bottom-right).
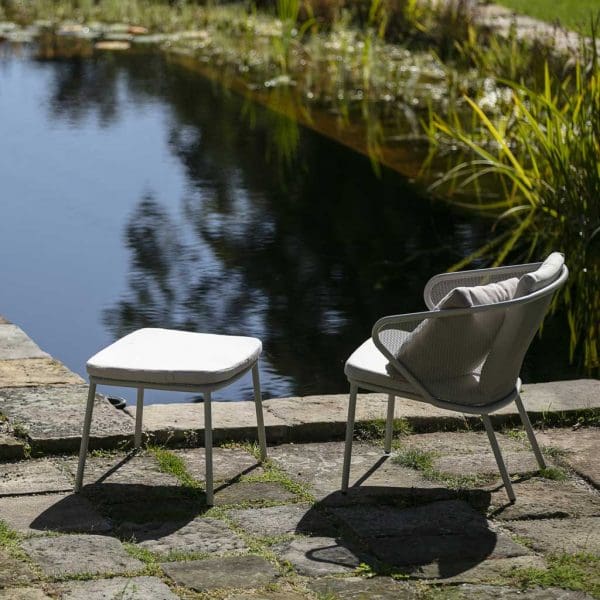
[{"x1": 87, "y1": 328, "x2": 262, "y2": 386}]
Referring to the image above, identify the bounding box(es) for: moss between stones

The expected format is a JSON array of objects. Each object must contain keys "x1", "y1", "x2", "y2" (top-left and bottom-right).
[{"x1": 508, "y1": 552, "x2": 600, "y2": 598}]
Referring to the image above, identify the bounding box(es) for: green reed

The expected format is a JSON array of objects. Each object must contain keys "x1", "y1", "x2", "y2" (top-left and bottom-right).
[{"x1": 426, "y1": 22, "x2": 600, "y2": 372}]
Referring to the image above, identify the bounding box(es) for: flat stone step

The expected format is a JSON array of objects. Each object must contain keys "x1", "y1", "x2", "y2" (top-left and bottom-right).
[
  {"x1": 0, "y1": 384, "x2": 134, "y2": 453},
  {"x1": 0, "y1": 324, "x2": 49, "y2": 360},
  {"x1": 126, "y1": 379, "x2": 600, "y2": 446}
]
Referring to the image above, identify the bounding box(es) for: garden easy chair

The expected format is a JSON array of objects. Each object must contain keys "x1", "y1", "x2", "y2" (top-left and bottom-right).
[
  {"x1": 341, "y1": 253, "x2": 568, "y2": 501},
  {"x1": 74, "y1": 329, "x2": 268, "y2": 505}
]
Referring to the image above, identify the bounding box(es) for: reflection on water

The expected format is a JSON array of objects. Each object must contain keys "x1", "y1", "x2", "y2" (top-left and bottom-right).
[{"x1": 0, "y1": 44, "x2": 579, "y2": 402}]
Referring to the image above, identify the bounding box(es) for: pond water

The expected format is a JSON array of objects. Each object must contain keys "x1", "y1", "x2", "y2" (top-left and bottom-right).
[{"x1": 0, "y1": 44, "x2": 578, "y2": 404}]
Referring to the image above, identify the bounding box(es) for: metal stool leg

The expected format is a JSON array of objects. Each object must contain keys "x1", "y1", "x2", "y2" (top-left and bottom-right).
[
  {"x1": 135, "y1": 387, "x2": 144, "y2": 449},
  {"x1": 483, "y1": 415, "x2": 516, "y2": 502},
  {"x1": 384, "y1": 394, "x2": 395, "y2": 454},
  {"x1": 75, "y1": 381, "x2": 97, "y2": 492},
  {"x1": 341, "y1": 383, "x2": 358, "y2": 493},
  {"x1": 204, "y1": 390, "x2": 214, "y2": 506},
  {"x1": 252, "y1": 363, "x2": 267, "y2": 461},
  {"x1": 515, "y1": 394, "x2": 546, "y2": 470}
]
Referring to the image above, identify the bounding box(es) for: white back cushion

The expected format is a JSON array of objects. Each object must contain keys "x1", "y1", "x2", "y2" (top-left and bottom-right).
[
  {"x1": 515, "y1": 252, "x2": 564, "y2": 297},
  {"x1": 395, "y1": 277, "x2": 518, "y2": 381}
]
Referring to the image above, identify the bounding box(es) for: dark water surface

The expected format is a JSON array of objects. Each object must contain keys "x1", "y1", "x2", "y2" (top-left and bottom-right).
[{"x1": 0, "y1": 45, "x2": 577, "y2": 404}]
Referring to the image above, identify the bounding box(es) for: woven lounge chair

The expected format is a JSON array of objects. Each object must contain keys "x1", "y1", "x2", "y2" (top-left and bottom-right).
[{"x1": 341, "y1": 253, "x2": 568, "y2": 501}]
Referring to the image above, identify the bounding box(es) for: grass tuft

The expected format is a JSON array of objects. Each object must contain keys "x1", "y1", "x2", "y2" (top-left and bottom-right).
[{"x1": 509, "y1": 552, "x2": 600, "y2": 597}]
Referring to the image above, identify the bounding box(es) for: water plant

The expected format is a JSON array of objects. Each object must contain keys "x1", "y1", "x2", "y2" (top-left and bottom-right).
[{"x1": 426, "y1": 25, "x2": 600, "y2": 374}]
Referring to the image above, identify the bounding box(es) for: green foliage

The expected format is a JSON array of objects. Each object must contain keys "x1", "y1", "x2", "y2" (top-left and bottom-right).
[
  {"x1": 539, "y1": 466, "x2": 568, "y2": 481},
  {"x1": 148, "y1": 446, "x2": 201, "y2": 490},
  {"x1": 509, "y1": 552, "x2": 600, "y2": 597},
  {"x1": 427, "y1": 25, "x2": 600, "y2": 374},
  {"x1": 354, "y1": 561, "x2": 376, "y2": 577},
  {"x1": 392, "y1": 447, "x2": 435, "y2": 471},
  {"x1": 495, "y1": 0, "x2": 600, "y2": 35},
  {"x1": 355, "y1": 417, "x2": 413, "y2": 441}
]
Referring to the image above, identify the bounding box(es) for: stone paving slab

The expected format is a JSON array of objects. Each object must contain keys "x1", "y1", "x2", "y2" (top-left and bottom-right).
[
  {"x1": 0, "y1": 492, "x2": 111, "y2": 534},
  {"x1": 117, "y1": 380, "x2": 600, "y2": 446},
  {"x1": 0, "y1": 459, "x2": 72, "y2": 495},
  {"x1": 272, "y1": 536, "x2": 366, "y2": 576},
  {"x1": 214, "y1": 481, "x2": 297, "y2": 506},
  {"x1": 425, "y1": 582, "x2": 591, "y2": 599},
  {"x1": 228, "y1": 503, "x2": 338, "y2": 537},
  {"x1": 0, "y1": 432, "x2": 25, "y2": 459},
  {"x1": 309, "y1": 578, "x2": 593, "y2": 599},
  {"x1": 126, "y1": 401, "x2": 288, "y2": 444},
  {"x1": 268, "y1": 442, "x2": 436, "y2": 501},
  {"x1": 330, "y1": 499, "x2": 489, "y2": 539},
  {"x1": 505, "y1": 517, "x2": 600, "y2": 555},
  {"x1": 22, "y1": 534, "x2": 144, "y2": 577},
  {"x1": 308, "y1": 576, "x2": 419, "y2": 599},
  {"x1": 120, "y1": 516, "x2": 247, "y2": 556},
  {"x1": 0, "y1": 548, "x2": 38, "y2": 588},
  {"x1": 161, "y1": 555, "x2": 279, "y2": 591},
  {"x1": 0, "y1": 325, "x2": 49, "y2": 360},
  {"x1": 481, "y1": 478, "x2": 600, "y2": 521},
  {"x1": 225, "y1": 587, "x2": 310, "y2": 600},
  {"x1": 53, "y1": 576, "x2": 179, "y2": 599},
  {"x1": 368, "y1": 531, "x2": 531, "y2": 576},
  {"x1": 59, "y1": 453, "x2": 180, "y2": 488},
  {"x1": 537, "y1": 427, "x2": 600, "y2": 487},
  {"x1": 0, "y1": 385, "x2": 134, "y2": 452},
  {"x1": 0, "y1": 358, "x2": 84, "y2": 388},
  {"x1": 82, "y1": 483, "x2": 203, "y2": 525},
  {"x1": 434, "y1": 451, "x2": 541, "y2": 477},
  {"x1": 0, "y1": 589, "x2": 51, "y2": 600},
  {"x1": 435, "y1": 555, "x2": 547, "y2": 584},
  {"x1": 399, "y1": 431, "x2": 527, "y2": 455},
  {"x1": 174, "y1": 447, "x2": 264, "y2": 482}
]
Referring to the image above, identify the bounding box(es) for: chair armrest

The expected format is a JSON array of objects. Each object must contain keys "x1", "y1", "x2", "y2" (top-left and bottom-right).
[{"x1": 423, "y1": 262, "x2": 542, "y2": 309}]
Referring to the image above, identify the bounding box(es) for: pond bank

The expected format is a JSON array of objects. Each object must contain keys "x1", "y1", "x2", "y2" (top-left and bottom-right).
[{"x1": 1, "y1": 316, "x2": 598, "y2": 457}]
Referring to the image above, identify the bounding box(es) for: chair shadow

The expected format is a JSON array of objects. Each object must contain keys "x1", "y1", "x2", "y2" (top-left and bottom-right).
[{"x1": 295, "y1": 485, "x2": 497, "y2": 579}]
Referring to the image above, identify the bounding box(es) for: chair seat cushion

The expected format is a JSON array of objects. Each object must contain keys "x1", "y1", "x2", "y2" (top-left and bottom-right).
[
  {"x1": 345, "y1": 337, "x2": 489, "y2": 405},
  {"x1": 87, "y1": 328, "x2": 262, "y2": 386},
  {"x1": 345, "y1": 337, "x2": 416, "y2": 394}
]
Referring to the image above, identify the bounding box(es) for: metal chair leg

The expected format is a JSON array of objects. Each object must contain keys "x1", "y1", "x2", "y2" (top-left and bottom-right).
[
  {"x1": 515, "y1": 394, "x2": 546, "y2": 470},
  {"x1": 134, "y1": 387, "x2": 144, "y2": 449},
  {"x1": 483, "y1": 415, "x2": 516, "y2": 502},
  {"x1": 252, "y1": 363, "x2": 267, "y2": 461},
  {"x1": 341, "y1": 383, "x2": 358, "y2": 493},
  {"x1": 204, "y1": 390, "x2": 214, "y2": 506},
  {"x1": 384, "y1": 394, "x2": 395, "y2": 454},
  {"x1": 75, "y1": 381, "x2": 97, "y2": 492}
]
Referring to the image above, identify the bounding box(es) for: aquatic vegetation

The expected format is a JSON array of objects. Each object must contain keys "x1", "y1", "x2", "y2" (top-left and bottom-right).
[{"x1": 426, "y1": 29, "x2": 600, "y2": 373}]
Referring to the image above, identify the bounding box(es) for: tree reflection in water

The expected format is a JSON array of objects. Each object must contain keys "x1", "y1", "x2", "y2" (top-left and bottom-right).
[{"x1": 38, "y1": 49, "x2": 573, "y2": 398}]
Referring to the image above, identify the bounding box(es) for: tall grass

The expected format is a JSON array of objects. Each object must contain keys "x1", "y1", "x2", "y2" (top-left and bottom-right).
[{"x1": 426, "y1": 26, "x2": 600, "y2": 372}]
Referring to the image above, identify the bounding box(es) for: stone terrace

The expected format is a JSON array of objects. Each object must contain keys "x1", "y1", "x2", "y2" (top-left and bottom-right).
[{"x1": 1, "y1": 320, "x2": 599, "y2": 599}]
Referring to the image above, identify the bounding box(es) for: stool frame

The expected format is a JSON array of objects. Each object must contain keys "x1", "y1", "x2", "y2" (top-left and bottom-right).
[{"x1": 74, "y1": 361, "x2": 267, "y2": 506}]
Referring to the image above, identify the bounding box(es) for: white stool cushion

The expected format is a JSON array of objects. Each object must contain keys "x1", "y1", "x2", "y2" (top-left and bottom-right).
[{"x1": 87, "y1": 328, "x2": 262, "y2": 386}]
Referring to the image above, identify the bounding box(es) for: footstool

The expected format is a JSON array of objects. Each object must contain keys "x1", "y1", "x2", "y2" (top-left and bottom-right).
[{"x1": 74, "y1": 328, "x2": 267, "y2": 505}]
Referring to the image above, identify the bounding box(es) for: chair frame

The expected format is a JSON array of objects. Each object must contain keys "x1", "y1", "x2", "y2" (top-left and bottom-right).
[
  {"x1": 342, "y1": 263, "x2": 569, "y2": 502},
  {"x1": 75, "y1": 361, "x2": 267, "y2": 506}
]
